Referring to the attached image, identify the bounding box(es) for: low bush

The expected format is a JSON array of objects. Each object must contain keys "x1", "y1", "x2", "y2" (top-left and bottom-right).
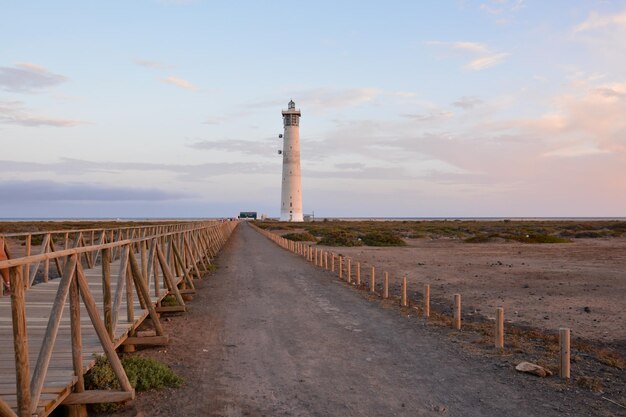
[
  {"x1": 85, "y1": 355, "x2": 183, "y2": 412},
  {"x1": 282, "y1": 232, "x2": 317, "y2": 242},
  {"x1": 317, "y1": 230, "x2": 363, "y2": 247},
  {"x1": 360, "y1": 231, "x2": 406, "y2": 246},
  {"x1": 512, "y1": 234, "x2": 571, "y2": 244}
]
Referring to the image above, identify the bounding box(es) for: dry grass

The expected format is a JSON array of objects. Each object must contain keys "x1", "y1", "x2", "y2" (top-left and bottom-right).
[{"x1": 576, "y1": 376, "x2": 604, "y2": 392}]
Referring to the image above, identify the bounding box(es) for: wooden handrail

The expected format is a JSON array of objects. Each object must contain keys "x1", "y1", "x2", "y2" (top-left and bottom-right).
[{"x1": 0, "y1": 223, "x2": 221, "y2": 269}]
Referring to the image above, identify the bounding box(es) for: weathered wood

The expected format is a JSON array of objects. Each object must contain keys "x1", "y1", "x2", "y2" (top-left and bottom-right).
[
  {"x1": 0, "y1": 398, "x2": 18, "y2": 417},
  {"x1": 495, "y1": 307, "x2": 504, "y2": 350},
  {"x1": 122, "y1": 336, "x2": 169, "y2": 346},
  {"x1": 128, "y1": 251, "x2": 165, "y2": 336},
  {"x1": 383, "y1": 272, "x2": 389, "y2": 299},
  {"x1": 28, "y1": 234, "x2": 50, "y2": 286},
  {"x1": 423, "y1": 284, "x2": 430, "y2": 318},
  {"x1": 62, "y1": 390, "x2": 134, "y2": 405},
  {"x1": 111, "y1": 246, "x2": 129, "y2": 330},
  {"x1": 24, "y1": 235, "x2": 31, "y2": 290},
  {"x1": 370, "y1": 266, "x2": 376, "y2": 293},
  {"x1": 75, "y1": 263, "x2": 133, "y2": 393},
  {"x1": 69, "y1": 263, "x2": 84, "y2": 394},
  {"x1": 102, "y1": 248, "x2": 113, "y2": 339},
  {"x1": 9, "y1": 267, "x2": 31, "y2": 417},
  {"x1": 156, "y1": 244, "x2": 186, "y2": 308},
  {"x1": 172, "y1": 242, "x2": 195, "y2": 290},
  {"x1": 401, "y1": 275, "x2": 407, "y2": 307},
  {"x1": 155, "y1": 306, "x2": 186, "y2": 313},
  {"x1": 30, "y1": 255, "x2": 77, "y2": 413}
]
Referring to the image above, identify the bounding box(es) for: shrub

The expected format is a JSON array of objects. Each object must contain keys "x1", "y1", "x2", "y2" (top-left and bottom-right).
[
  {"x1": 282, "y1": 232, "x2": 317, "y2": 242},
  {"x1": 160, "y1": 294, "x2": 180, "y2": 307},
  {"x1": 85, "y1": 355, "x2": 183, "y2": 412},
  {"x1": 360, "y1": 231, "x2": 406, "y2": 246},
  {"x1": 317, "y1": 230, "x2": 363, "y2": 246},
  {"x1": 513, "y1": 234, "x2": 571, "y2": 244}
]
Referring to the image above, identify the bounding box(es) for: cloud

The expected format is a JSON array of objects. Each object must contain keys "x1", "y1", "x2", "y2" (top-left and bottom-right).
[
  {"x1": 425, "y1": 41, "x2": 510, "y2": 70},
  {"x1": 0, "y1": 100, "x2": 85, "y2": 127},
  {"x1": 0, "y1": 63, "x2": 67, "y2": 93},
  {"x1": 465, "y1": 52, "x2": 511, "y2": 70},
  {"x1": 0, "y1": 180, "x2": 188, "y2": 201},
  {"x1": 0, "y1": 157, "x2": 277, "y2": 182},
  {"x1": 452, "y1": 96, "x2": 483, "y2": 109},
  {"x1": 400, "y1": 111, "x2": 453, "y2": 122},
  {"x1": 161, "y1": 76, "x2": 198, "y2": 91},
  {"x1": 574, "y1": 11, "x2": 626, "y2": 33},
  {"x1": 135, "y1": 59, "x2": 173, "y2": 69},
  {"x1": 188, "y1": 138, "x2": 278, "y2": 156},
  {"x1": 425, "y1": 41, "x2": 489, "y2": 54}
]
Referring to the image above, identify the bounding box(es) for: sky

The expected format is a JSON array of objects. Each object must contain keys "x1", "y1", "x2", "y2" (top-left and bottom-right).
[{"x1": 1, "y1": 0, "x2": 625, "y2": 218}]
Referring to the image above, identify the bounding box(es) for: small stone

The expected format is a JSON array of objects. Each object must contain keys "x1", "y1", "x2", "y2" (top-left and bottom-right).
[
  {"x1": 583, "y1": 306, "x2": 591, "y2": 313},
  {"x1": 544, "y1": 315, "x2": 549, "y2": 320},
  {"x1": 515, "y1": 361, "x2": 553, "y2": 377},
  {"x1": 433, "y1": 405, "x2": 447, "y2": 413}
]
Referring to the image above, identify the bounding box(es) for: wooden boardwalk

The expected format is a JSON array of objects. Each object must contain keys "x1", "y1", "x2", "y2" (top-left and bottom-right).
[{"x1": 0, "y1": 221, "x2": 238, "y2": 417}]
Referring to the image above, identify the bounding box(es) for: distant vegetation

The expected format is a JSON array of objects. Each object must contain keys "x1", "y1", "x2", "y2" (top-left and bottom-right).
[
  {"x1": 282, "y1": 232, "x2": 317, "y2": 242},
  {"x1": 254, "y1": 219, "x2": 626, "y2": 246}
]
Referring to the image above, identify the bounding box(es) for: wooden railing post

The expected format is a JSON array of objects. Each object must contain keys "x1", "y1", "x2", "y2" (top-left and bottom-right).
[
  {"x1": 102, "y1": 248, "x2": 113, "y2": 339},
  {"x1": 9, "y1": 266, "x2": 31, "y2": 417}
]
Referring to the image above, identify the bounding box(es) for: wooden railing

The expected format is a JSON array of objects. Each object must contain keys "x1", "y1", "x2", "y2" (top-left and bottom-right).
[
  {"x1": 0, "y1": 220, "x2": 238, "y2": 417},
  {"x1": 0, "y1": 222, "x2": 204, "y2": 291}
]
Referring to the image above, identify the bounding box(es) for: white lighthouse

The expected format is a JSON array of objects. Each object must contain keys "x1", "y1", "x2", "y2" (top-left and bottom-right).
[{"x1": 280, "y1": 100, "x2": 303, "y2": 222}]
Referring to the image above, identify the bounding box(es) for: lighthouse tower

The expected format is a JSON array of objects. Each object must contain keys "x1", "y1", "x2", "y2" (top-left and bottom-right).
[{"x1": 280, "y1": 100, "x2": 303, "y2": 222}]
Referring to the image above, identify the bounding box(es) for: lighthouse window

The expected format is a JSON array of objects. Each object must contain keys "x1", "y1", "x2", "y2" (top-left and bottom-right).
[{"x1": 290, "y1": 202, "x2": 292, "y2": 207}]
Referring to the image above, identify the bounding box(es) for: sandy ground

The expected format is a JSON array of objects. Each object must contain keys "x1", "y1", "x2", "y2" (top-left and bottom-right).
[
  {"x1": 108, "y1": 224, "x2": 617, "y2": 417},
  {"x1": 306, "y1": 237, "x2": 626, "y2": 346}
]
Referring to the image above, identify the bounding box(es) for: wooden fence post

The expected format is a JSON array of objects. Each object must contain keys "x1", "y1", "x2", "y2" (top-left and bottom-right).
[
  {"x1": 356, "y1": 262, "x2": 361, "y2": 285},
  {"x1": 338, "y1": 256, "x2": 343, "y2": 279},
  {"x1": 423, "y1": 284, "x2": 430, "y2": 318},
  {"x1": 559, "y1": 328, "x2": 570, "y2": 379},
  {"x1": 401, "y1": 275, "x2": 407, "y2": 306},
  {"x1": 453, "y1": 294, "x2": 461, "y2": 330},
  {"x1": 370, "y1": 266, "x2": 376, "y2": 293},
  {"x1": 495, "y1": 307, "x2": 504, "y2": 350},
  {"x1": 383, "y1": 272, "x2": 389, "y2": 299},
  {"x1": 347, "y1": 258, "x2": 351, "y2": 283}
]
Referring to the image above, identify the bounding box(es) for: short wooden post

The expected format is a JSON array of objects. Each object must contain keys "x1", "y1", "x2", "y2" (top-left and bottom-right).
[
  {"x1": 453, "y1": 294, "x2": 461, "y2": 330},
  {"x1": 331, "y1": 254, "x2": 335, "y2": 272},
  {"x1": 347, "y1": 258, "x2": 351, "y2": 283},
  {"x1": 383, "y1": 272, "x2": 389, "y2": 299},
  {"x1": 314, "y1": 248, "x2": 318, "y2": 266},
  {"x1": 423, "y1": 284, "x2": 430, "y2": 318},
  {"x1": 338, "y1": 256, "x2": 343, "y2": 279},
  {"x1": 495, "y1": 307, "x2": 504, "y2": 350},
  {"x1": 401, "y1": 275, "x2": 407, "y2": 306},
  {"x1": 559, "y1": 328, "x2": 570, "y2": 379},
  {"x1": 356, "y1": 263, "x2": 361, "y2": 285},
  {"x1": 325, "y1": 252, "x2": 328, "y2": 270},
  {"x1": 370, "y1": 266, "x2": 375, "y2": 293}
]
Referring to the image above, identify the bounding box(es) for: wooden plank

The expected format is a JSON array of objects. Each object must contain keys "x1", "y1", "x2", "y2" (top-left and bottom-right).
[{"x1": 62, "y1": 390, "x2": 134, "y2": 405}]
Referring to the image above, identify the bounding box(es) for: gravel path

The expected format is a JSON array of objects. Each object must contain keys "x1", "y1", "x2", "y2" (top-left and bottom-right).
[{"x1": 118, "y1": 223, "x2": 607, "y2": 417}]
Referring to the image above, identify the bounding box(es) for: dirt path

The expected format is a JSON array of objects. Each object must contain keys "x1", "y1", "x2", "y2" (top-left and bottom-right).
[{"x1": 114, "y1": 223, "x2": 612, "y2": 417}]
